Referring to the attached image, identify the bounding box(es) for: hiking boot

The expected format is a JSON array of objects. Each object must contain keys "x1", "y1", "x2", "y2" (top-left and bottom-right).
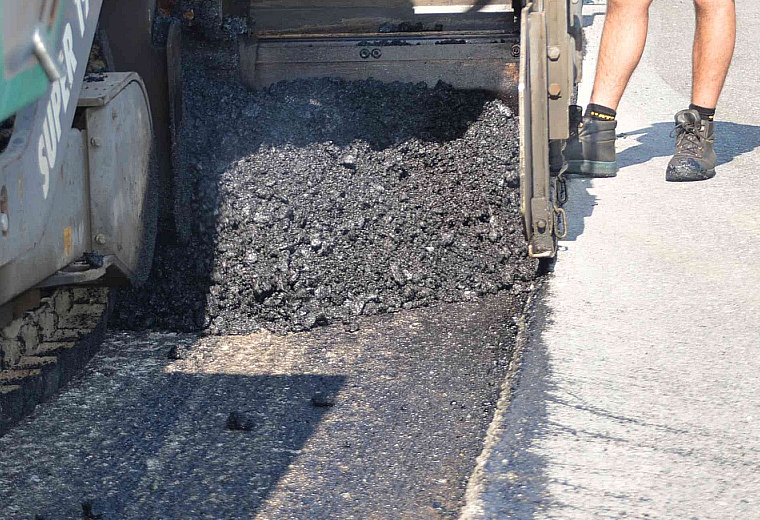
[
  {"x1": 564, "y1": 105, "x2": 618, "y2": 178},
  {"x1": 666, "y1": 109, "x2": 716, "y2": 182}
]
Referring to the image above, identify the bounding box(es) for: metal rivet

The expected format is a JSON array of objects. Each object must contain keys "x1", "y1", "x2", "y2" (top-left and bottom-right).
[
  {"x1": 548, "y1": 83, "x2": 562, "y2": 97},
  {"x1": 90, "y1": 137, "x2": 101, "y2": 147},
  {"x1": 371, "y1": 48, "x2": 382, "y2": 59},
  {"x1": 359, "y1": 48, "x2": 371, "y2": 59},
  {"x1": 547, "y1": 46, "x2": 561, "y2": 60},
  {"x1": 537, "y1": 219, "x2": 547, "y2": 233},
  {"x1": 95, "y1": 234, "x2": 108, "y2": 245}
]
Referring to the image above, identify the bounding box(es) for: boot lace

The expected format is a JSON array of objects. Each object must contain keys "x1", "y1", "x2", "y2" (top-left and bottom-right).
[{"x1": 670, "y1": 121, "x2": 703, "y2": 158}]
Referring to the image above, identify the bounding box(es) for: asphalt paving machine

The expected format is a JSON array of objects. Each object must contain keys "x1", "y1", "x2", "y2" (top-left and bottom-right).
[{"x1": 0, "y1": 0, "x2": 581, "y2": 426}]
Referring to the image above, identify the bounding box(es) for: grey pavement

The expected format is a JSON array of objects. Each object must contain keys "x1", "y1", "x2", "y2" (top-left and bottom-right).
[{"x1": 462, "y1": 1, "x2": 760, "y2": 518}]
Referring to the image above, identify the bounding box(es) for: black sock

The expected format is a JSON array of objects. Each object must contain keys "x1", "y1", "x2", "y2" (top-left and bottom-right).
[
  {"x1": 689, "y1": 103, "x2": 715, "y2": 121},
  {"x1": 585, "y1": 103, "x2": 616, "y2": 122}
]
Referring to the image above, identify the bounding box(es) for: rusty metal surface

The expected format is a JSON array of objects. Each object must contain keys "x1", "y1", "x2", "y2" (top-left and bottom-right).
[
  {"x1": 519, "y1": 3, "x2": 556, "y2": 258},
  {"x1": 241, "y1": 33, "x2": 519, "y2": 95},
  {"x1": 546, "y1": 0, "x2": 571, "y2": 140}
]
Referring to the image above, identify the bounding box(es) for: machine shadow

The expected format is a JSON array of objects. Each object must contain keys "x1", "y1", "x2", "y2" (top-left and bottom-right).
[
  {"x1": 616, "y1": 121, "x2": 760, "y2": 169},
  {"x1": 28, "y1": 370, "x2": 346, "y2": 518},
  {"x1": 561, "y1": 177, "x2": 598, "y2": 242}
]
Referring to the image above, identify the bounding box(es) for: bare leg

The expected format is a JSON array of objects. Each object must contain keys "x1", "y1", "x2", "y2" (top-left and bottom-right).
[
  {"x1": 589, "y1": 0, "x2": 654, "y2": 110},
  {"x1": 691, "y1": 0, "x2": 736, "y2": 109}
]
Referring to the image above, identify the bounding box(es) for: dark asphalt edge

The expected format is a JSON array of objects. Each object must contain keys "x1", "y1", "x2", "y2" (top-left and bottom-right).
[{"x1": 458, "y1": 279, "x2": 552, "y2": 519}]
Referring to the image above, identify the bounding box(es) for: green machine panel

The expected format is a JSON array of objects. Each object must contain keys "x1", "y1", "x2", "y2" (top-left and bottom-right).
[{"x1": 0, "y1": 1, "x2": 65, "y2": 122}]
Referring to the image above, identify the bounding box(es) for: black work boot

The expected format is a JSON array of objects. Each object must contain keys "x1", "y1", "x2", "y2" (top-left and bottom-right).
[
  {"x1": 564, "y1": 105, "x2": 618, "y2": 178},
  {"x1": 666, "y1": 109, "x2": 716, "y2": 182}
]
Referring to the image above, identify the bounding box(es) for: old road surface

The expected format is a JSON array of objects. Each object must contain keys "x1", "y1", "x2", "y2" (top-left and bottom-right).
[
  {"x1": 2, "y1": 3, "x2": 760, "y2": 520},
  {"x1": 461, "y1": 1, "x2": 760, "y2": 519}
]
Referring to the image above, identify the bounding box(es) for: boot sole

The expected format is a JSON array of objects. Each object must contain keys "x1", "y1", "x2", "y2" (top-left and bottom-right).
[
  {"x1": 665, "y1": 168, "x2": 716, "y2": 182},
  {"x1": 566, "y1": 160, "x2": 618, "y2": 178}
]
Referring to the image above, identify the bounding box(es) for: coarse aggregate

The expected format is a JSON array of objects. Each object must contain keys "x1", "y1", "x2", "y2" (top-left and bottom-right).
[{"x1": 112, "y1": 39, "x2": 536, "y2": 335}]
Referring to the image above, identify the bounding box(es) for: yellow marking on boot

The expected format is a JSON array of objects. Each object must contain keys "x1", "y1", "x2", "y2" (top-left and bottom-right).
[{"x1": 589, "y1": 111, "x2": 615, "y2": 121}]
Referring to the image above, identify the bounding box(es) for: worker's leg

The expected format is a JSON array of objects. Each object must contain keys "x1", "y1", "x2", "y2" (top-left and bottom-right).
[
  {"x1": 666, "y1": 0, "x2": 735, "y2": 182},
  {"x1": 691, "y1": 0, "x2": 735, "y2": 109},
  {"x1": 589, "y1": 0, "x2": 655, "y2": 111},
  {"x1": 565, "y1": 0, "x2": 654, "y2": 177}
]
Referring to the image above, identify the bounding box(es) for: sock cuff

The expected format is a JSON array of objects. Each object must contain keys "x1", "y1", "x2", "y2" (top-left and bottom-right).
[
  {"x1": 689, "y1": 103, "x2": 715, "y2": 121},
  {"x1": 586, "y1": 103, "x2": 617, "y2": 121}
]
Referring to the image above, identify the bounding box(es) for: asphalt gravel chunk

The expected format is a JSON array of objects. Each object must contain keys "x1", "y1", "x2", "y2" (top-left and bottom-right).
[
  {"x1": 0, "y1": 295, "x2": 522, "y2": 519},
  {"x1": 111, "y1": 39, "x2": 536, "y2": 335}
]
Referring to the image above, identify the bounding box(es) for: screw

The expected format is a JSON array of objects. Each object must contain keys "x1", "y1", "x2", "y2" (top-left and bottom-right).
[
  {"x1": 536, "y1": 219, "x2": 547, "y2": 233},
  {"x1": 359, "y1": 48, "x2": 371, "y2": 59},
  {"x1": 547, "y1": 46, "x2": 560, "y2": 60},
  {"x1": 95, "y1": 234, "x2": 108, "y2": 245},
  {"x1": 371, "y1": 48, "x2": 382, "y2": 59},
  {"x1": 0, "y1": 212, "x2": 8, "y2": 234},
  {"x1": 90, "y1": 137, "x2": 101, "y2": 147},
  {"x1": 548, "y1": 83, "x2": 562, "y2": 97},
  {"x1": 511, "y1": 44, "x2": 520, "y2": 58}
]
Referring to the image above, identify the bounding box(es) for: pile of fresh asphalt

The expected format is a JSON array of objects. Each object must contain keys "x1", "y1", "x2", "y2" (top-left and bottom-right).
[{"x1": 112, "y1": 40, "x2": 537, "y2": 335}]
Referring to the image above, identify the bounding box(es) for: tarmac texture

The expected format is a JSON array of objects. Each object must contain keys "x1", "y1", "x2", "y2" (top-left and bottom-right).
[
  {"x1": 112, "y1": 39, "x2": 535, "y2": 335},
  {"x1": 0, "y1": 295, "x2": 523, "y2": 519}
]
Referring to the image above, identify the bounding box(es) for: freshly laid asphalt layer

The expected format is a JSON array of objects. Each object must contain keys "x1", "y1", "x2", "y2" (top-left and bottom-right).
[
  {"x1": 111, "y1": 38, "x2": 535, "y2": 335},
  {"x1": 0, "y1": 295, "x2": 523, "y2": 519}
]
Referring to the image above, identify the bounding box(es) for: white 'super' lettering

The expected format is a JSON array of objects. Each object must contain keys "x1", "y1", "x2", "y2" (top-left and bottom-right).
[
  {"x1": 75, "y1": 0, "x2": 90, "y2": 37},
  {"x1": 38, "y1": 7, "x2": 86, "y2": 199},
  {"x1": 63, "y1": 24, "x2": 78, "y2": 85}
]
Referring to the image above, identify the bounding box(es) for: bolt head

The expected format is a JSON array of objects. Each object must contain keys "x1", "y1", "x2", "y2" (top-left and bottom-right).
[
  {"x1": 371, "y1": 48, "x2": 382, "y2": 59},
  {"x1": 536, "y1": 219, "x2": 547, "y2": 232},
  {"x1": 547, "y1": 46, "x2": 561, "y2": 60},
  {"x1": 0, "y1": 213, "x2": 8, "y2": 234},
  {"x1": 90, "y1": 137, "x2": 101, "y2": 147},
  {"x1": 548, "y1": 83, "x2": 562, "y2": 97},
  {"x1": 95, "y1": 233, "x2": 108, "y2": 245},
  {"x1": 359, "y1": 48, "x2": 371, "y2": 59}
]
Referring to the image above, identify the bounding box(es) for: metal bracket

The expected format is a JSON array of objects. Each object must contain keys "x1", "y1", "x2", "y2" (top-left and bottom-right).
[
  {"x1": 34, "y1": 255, "x2": 116, "y2": 289},
  {"x1": 31, "y1": 25, "x2": 62, "y2": 82},
  {"x1": 78, "y1": 72, "x2": 143, "y2": 107},
  {"x1": 520, "y1": 3, "x2": 558, "y2": 258}
]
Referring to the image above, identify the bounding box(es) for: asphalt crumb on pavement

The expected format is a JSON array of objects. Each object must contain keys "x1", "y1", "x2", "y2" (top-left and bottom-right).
[{"x1": 110, "y1": 38, "x2": 537, "y2": 335}]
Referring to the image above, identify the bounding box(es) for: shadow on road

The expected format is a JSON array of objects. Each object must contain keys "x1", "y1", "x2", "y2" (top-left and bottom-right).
[
  {"x1": 560, "y1": 177, "x2": 598, "y2": 242},
  {"x1": 617, "y1": 121, "x2": 760, "y2": 169},
  {"x1": 558, "y1": 120, "x2": 760, "y2": 242},
  {"x1": 3, "y1": 359, "x2": 345, "y2": 519}
]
